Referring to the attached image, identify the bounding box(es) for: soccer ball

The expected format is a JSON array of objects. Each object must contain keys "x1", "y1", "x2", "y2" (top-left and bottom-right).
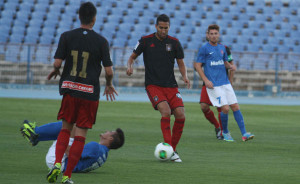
[{"x1": 154, "y1": 142, "x2": 174, "y2": 161}]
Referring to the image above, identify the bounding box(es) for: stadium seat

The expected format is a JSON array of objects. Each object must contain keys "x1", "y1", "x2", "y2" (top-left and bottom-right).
[
  {"x1": 39, "y1": 35, "x2": 53, "y2": 45},
  {"x1": 24, "y1": 34, "x2": 39, "y2": 44},
  {"x1": 0, "y1": 31, "x2": 9, "y2": 42},
  {"x1": 5, "y1": 44, "x2": 21, "y2": 62}
]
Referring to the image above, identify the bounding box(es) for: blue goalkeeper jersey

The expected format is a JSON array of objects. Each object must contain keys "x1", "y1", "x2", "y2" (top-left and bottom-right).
[
  {"x1": 64, "y1": 142, "x2": 109, "y2": 173},
  {"x1": 196, "y1": 42, "x2": 229, "y2": 87}
]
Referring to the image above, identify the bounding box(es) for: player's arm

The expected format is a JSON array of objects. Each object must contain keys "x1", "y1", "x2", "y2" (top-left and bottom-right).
[
  {"x1": 228, "y1": 60, "x2": 235, "y2": 84},
  {"x1": 126, "y1": 52, "x2": 138, "y2": 76},
  {"x1": 224, "y1": 61, "x2": 236, "y2": 71},
  {"x1": 194, "y1": 62, "x2": 213, "y2": 89},
  {"x1": 177, "y1": 58, "x2": 190, "y2": 88},
  {"x1": 103, "y1": 66, "x2": 118, "y2": 101},
  {"x1": 47, "y1": 59, "x2": 63, "y2": 80}
]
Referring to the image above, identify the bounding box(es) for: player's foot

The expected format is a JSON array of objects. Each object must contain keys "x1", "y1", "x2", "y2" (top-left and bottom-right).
[
  {"x1": 223, "y1": 132, "x2": 234, "y2": 142},
  {"x1": 20, "y1": 120, "x2": 39, "y2": 146},
  {"x1": 62, "y1": 175, "x2": 74, "y2": 184},
  {"x1": 242, "y1": 132, "x2": 254, "y2": 142},
  {"x1": 170, "y1": 151, "x2": 182, "y2": 162},
  {"x1": 47, "y1": 163, "x2": 61, "y2": 183},
  {"x1": 215, "y1": 128, "x2": 223, "y2": 140}
]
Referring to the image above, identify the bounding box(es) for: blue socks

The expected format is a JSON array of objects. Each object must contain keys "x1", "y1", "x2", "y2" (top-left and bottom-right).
[
  {"x1": 233, "y1": 110, "x2": 246, "y2": 135},
  {"x1": 35, "y1": 121, "x2": 62, "y2": 141},
  {"x1": 220, "y1": 112, "x2": 229, "y2": 134}
]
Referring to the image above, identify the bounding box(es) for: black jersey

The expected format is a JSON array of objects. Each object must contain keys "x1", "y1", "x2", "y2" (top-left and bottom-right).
[
  {"x1": 54, "y1": 28, "x2": 112, "y2": 101},
  {"x1": 134, "y1": 33, "x2": 184, "y2": 87}
]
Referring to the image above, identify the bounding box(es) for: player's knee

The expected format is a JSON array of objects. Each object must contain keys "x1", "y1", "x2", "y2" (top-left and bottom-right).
[
  {"x1": 230, "y1": 103, "x2": 240, "y2": 111},
  {"x1": 200, "y1": 103, "x2": 210, "y2": 112},
  {"x1": 160, "y1": 109, "x2": 171, "y2": 117},
  {"x1": 221, "y1": 106, "x2": 230, "y2": 114}
]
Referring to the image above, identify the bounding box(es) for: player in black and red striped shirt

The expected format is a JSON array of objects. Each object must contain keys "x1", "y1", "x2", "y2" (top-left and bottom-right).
[
  {"x1": 47, "y1": 2, "x2": 117, "y2": 183},
  {"x1": 126, "y1": 14, "x2": 190, "y2": 162}
]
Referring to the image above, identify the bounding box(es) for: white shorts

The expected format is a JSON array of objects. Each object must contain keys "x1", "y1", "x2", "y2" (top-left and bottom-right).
[
  {"x1": 206, "y1": 84, "x2": 238, "y2": 107},
  {"x1": 45, "y1": 138, "x2": 74, "y2": 170}
]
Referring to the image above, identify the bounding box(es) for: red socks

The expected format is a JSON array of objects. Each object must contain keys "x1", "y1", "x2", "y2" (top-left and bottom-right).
[
  {"x1": 204, "y1": 109, "x2": 220, "y2": 129},
  {"x1": 55, "y1": 129, "x2": 70, "y2": 164},
  {"x1": 161, "y1": 117, "x2": 171, "y2": 145},
  {"x1": 171, "y1": 118, "x2": 185, "y2": 151},
  {"x1": 64, "y1": 136, "x2": 85, "y2": 178},
  {"x1": 217, "y1": 108, "x2": 223, "y2": 130}
]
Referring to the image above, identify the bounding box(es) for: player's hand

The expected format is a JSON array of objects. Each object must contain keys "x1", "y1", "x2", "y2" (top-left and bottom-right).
[
  {"x1": 205, "y1": 80, "x2": 214, "y2": 89},
  {"x1": 103, "y1": 85, "x2": 118, "y2": 101},
  {"x1": 47, "y1": 69, "x2": 60, "y2": 80},
  {"x1": 126, "y1": 66, "x2": 133, "y2": 76},
  {"x1": 183, "y1": 77, "x2": 190, "y2": 89},
  {"x1": 229, "y1": 64, "x2": 236, "y2": 71}
]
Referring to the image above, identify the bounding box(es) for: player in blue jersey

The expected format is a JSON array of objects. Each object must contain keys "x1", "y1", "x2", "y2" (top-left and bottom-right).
[
  {"x1": 20, "y1": 120, "x2": 124, "y2": 173},
  {"x1": 194, "y1": 24, "x2": 254, "y2": 142}
]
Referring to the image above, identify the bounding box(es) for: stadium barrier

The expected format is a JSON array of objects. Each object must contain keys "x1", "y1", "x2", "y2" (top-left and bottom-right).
[{"x1": 0, "y1": 43, "x2": 300, "y2": 97}]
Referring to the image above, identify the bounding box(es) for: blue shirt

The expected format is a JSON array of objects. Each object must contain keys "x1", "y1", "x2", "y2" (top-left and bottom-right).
[
  {"x1": 196, "y1": 43, "x2": 230, "y2": 87},
  {"x1": 64, "y1": 142, "x2": 109, "y2": 173}
]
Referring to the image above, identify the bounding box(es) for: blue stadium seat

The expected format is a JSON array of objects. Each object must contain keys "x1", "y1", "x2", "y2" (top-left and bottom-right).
[
  {"x1": 3, "y1": 1, "x2": 19, "y2": 10},
  {"x1": 273, "y1": 30, "x2": 285, "y2": 39},
  {"x1": 1, "y1": 9, "x2": 16, "y2": 19},
  {"x1": 39, "y1": 35, "x2": 53, "y2": 44},
  {"x1": 280, "y1": 7, "x2": 290, "y2": 16},
  {"x1": 127, "y1": 38, "x2": 138, "y2": 47},
  {"x1": 0, "y1": 31, "x2": 9, "y2": 42},
  {"x1": 19, "y1": 2, "x2": 33, "y2": 12},
  {"x1": 262, "y1": 45, "x2": 275, "y2": 52},
  {"x1": 246, "y1": 44, "x2": 261, "y2": 52},
  {"x1": 24, "y1": 34, "x2": 39, "y2": 44},
  {"x1": 112, "y1": 37, "x2": 127, "y2": 47},
  {"x1": 11, "y1": 25, "x2": 26, "y2": 36},
  {"x1": 5, "y1": 44, "x2": 21, "y2": 62},
  {"x1": 34, "y1": 3, "x2": 49, "y2": 13},
  {"x1": 64, "y1": 5, "x2": 77, "y2": 16},
  {"x1": 231, "y1": 43, "x2": 246, "y2": 52}
]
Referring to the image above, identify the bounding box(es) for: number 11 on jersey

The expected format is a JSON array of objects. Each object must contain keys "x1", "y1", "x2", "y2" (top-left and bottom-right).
[{"x1": 70, "y1": 50, "x2": 89, "y2": 78}]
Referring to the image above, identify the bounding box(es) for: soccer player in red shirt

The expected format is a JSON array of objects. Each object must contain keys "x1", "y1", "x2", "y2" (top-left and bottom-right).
[
  {"x1": 47, "y1": 2, "x2": 117, "y2": 183},
  {"x1": 126, "y1": 14, "x2": 190, "y2": 162}
]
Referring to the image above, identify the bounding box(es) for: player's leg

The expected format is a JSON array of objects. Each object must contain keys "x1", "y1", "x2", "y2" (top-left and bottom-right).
[
  {"x1": 47, "y1": 120, "x2": 73, "y2": 183},
  {"x1": 230, "y1": 103, "x2": 254, "y2": 141},
  {"x1": 63, "y1": 127, "x2": 87, "y2": 180},
  {"x1": 20, "y1": 120, "x2": 39, "y2": 146},
  {"x1": 220, "y1": 105, "x2": 234, "y2": 142},
  {"x1": 217, "y1": 107, "x2": 223, "y2": 130},
  {"x1": 146, "y1": 85, "x2": 172, "y2": 145},
  {"x1": 47, "y1": 94, "x2": 75, "y2": 183},
  {"x1": 225, "y1": 84, "x2": 254, "y2": 141},
  {"x1": 157, "y1": 101, "x2": 172, "y2": 145},
  {"x1": 61, "y1": 96, "x2": 98, "y2": 182},
  {"x1": 200, "y1": 86, "x2": 220, "y2": 130},
  {"x1": 166, "y1": 87, "x2": 185, "y2": 162}
]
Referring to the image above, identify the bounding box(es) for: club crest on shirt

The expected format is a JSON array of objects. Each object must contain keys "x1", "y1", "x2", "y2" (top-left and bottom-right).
[
  {"x1": 176, "y1": 93, "x2": 182, "y2": 99},
  {"x1": 221, "y1": 50, "x2": 224, "y2": 55},
  {"x1": 153, "y1": 95, "x2": 159, "y2": 102},
  {"x1": 166, "y1": 44, "x2": 172, "y2": 51}
]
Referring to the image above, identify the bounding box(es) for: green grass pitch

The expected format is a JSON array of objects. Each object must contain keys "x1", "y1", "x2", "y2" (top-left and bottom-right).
[{"x1": 0, "y1": 98, "x2": 299, "y2": 184}]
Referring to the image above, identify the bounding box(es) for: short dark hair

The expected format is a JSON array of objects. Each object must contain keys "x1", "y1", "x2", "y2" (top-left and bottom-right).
[
  {"x1": 109, "y1": 128, "x2": 125, "y2": 149},
  {"x1": 207, "y1": 24, "x2": 220, "y2": 33},
  {"x1": 79, "y1": 2, "x2": 97, "y2": 25},
  {"x1": 156, "y1": 14, "x2": 170, "y2": 25}
]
